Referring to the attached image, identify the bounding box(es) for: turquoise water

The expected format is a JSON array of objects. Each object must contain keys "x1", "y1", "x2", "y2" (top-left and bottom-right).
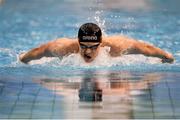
[{"x1": 0, "y1": 0, "x2": 180, "y2": 119}]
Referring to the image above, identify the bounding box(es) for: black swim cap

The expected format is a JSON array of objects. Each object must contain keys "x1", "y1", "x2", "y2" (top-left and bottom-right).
[{"x1": 78, "y1": 23, "x2": 102, "y2": 42}]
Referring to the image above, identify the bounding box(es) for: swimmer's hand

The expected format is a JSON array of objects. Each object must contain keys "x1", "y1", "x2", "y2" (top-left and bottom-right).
[
  {"x1": 19, "y1": 53, "x2": 28, "y2": 64},
  {"x1": 161, "y1": 53, "x2": 174, "y2": 63}
]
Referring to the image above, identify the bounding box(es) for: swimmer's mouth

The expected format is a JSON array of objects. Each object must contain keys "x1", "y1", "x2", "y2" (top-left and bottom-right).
[{"x1": 84, "y1": 54, "x2": 92, "y2": 59}]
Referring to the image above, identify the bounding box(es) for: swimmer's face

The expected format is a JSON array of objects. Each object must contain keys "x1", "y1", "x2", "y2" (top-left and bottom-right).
[{"x1": 79, "y1": 42, "x2": 101, "y2": 63}]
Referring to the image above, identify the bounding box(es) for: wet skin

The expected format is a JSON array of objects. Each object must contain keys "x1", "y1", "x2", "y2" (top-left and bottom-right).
[
  {"x1": 79, "y1": 42, "x2": 101, "y2": 63},
  {"x1": 19, "y1": 36, "x2": 174, "y2": 64}
]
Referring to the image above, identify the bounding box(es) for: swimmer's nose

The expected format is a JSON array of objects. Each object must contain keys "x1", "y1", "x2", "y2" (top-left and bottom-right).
[{"x1": 85, "y1": 48, "x2": 92, "y2": 54}]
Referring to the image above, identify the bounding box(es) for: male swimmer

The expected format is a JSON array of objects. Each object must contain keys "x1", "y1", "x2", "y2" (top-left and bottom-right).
[{"x1": 20, "y1": 23, "x2": 174, "y2": 64}]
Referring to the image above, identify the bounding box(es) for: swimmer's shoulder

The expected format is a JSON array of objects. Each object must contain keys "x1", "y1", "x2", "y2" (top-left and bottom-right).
[
  {"x1": 102, "y1": 35, "x2": 135, "y2": 46},
  {"x1": 47, "y1": 38, "x2": 79, "y2": 55},
  {"x1": 53, "y1": 37, "x2": 78, "y2": 43},
  {"x1": 47, "y1": 38, "x2": 78, "y2": 49},
  {"x1": 49, "y1": 38, "x2": 79, "y2": 46}
]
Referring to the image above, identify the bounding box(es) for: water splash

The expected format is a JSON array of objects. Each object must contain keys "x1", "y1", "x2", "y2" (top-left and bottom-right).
[
  {"x1": 27, "y1": 47, "x2": 161, "y2": 68},
  {"x1": 94, "y1": 11, "x2": 106, "y2": 34},
  {"x1": 87, "y1": 0, "x2": 106, "y2": 35},
  {"x1": 61, "y1": 47, "x2": 161, "y2": 67},
  {"x1": 0, "y1": 48, "x2": 18, "y2": 67}
]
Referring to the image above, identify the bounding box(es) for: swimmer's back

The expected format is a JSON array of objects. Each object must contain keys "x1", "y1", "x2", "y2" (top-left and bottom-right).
[
  {"x1": 102, "y1": 35, "x2": 136, "y2": 56},
  {"x1": 47, "y1": 38, "x2": 79, "y2": 56}
]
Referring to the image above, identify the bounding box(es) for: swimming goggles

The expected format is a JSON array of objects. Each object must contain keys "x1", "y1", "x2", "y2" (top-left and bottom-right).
[{"x1": 80, "y1": 43, "x2": 100, "y2": 49}]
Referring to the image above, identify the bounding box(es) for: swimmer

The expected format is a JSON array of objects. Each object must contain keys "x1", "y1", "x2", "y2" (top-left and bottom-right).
[{"x1": 19, "y1": 23, "x2": 174, "y2": 64}]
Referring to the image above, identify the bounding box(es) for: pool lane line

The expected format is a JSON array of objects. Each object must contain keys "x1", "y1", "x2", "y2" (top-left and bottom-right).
[
  {"x1": 29, "y1": 86, "x2": 41, "y2": 119},
  {"x1": 148, "y1": 83, "x2": 155, "y2": 119},
  {"x1": 165, "y1": 79, "x2": 176, "y2": 119},
  {"x1": 50, "y1": 82, "x2": 57, "y2": 119},
  {"x1": 8, "y1": 81, "x2": 24, "y2": 119},
  {"x1": 0, "y1": 82, "x2": 5, "y2": 95}
]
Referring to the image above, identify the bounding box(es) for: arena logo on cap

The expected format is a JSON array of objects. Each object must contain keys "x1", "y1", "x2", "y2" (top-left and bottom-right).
[{"x1": 82, "y1": 36, "x2": 97, "y2": 41}]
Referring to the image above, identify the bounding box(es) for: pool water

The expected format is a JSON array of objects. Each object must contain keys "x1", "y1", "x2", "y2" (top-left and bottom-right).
[{"x1": 0, "y1": 0, "x2": 180, "y2": 119}]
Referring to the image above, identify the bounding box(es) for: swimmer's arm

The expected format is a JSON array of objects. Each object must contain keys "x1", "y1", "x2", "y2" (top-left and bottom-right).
[
  {"x1": 19, "y1": 39, "x2": 79, "y2": 64},
  {"x1": 19, "y1": 44, "x2": 52, "y2": 64},
  {"x1": 129, "y1": 41, "x2": 174, "y2": 63}
]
